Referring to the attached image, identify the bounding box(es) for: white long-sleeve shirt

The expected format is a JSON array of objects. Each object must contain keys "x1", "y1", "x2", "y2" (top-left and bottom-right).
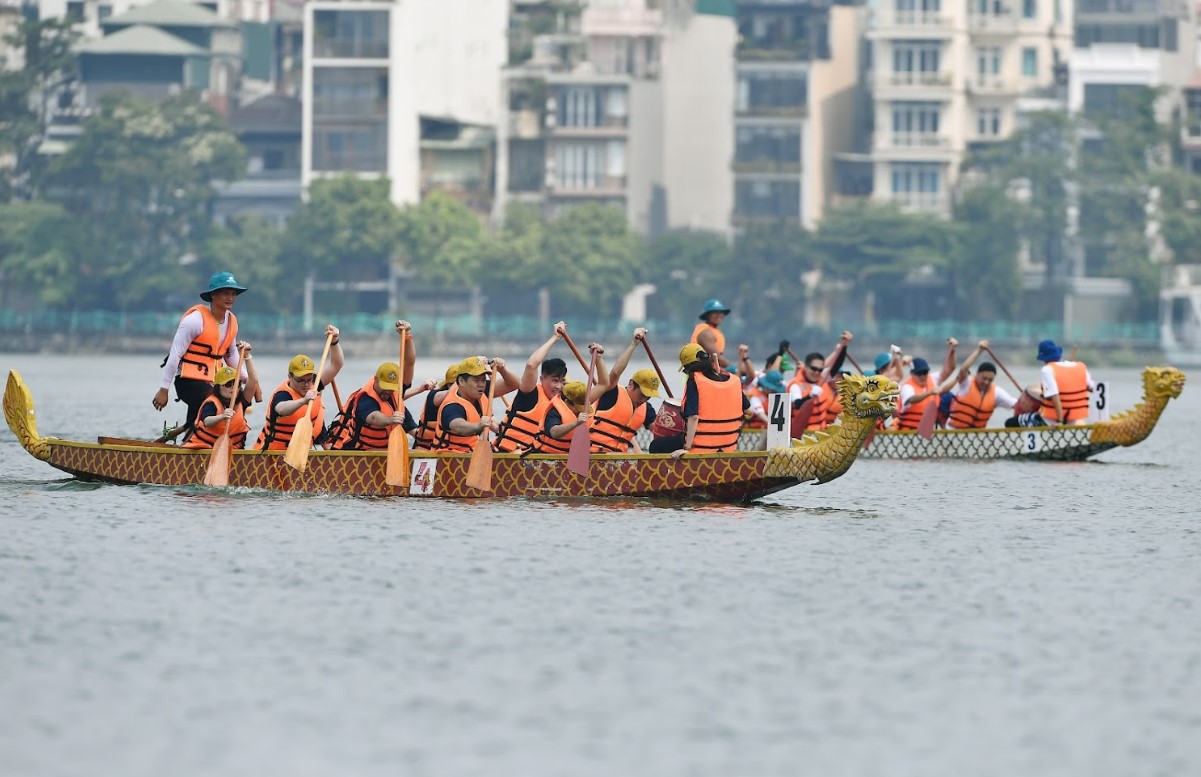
[{"x1": 158, "y1": 309, "x2": 242, "y2": 390}]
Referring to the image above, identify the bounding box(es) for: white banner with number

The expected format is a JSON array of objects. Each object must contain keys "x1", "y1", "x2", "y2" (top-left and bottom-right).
[
  {"x1": 766, "y1": 393, "x2": 791, "y2": 449},
  {"x1": 1090, "y1": 381, "x2": 1110, "y2": 423}
]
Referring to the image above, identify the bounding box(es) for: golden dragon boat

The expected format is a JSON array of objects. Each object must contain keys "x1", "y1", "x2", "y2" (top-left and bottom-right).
[
  {"x1": 636, "y1": 366, "x2": 1184, "y2": 461},
  {"x1": 4, "y1": 370, "x2": 897, "y2": 502}
]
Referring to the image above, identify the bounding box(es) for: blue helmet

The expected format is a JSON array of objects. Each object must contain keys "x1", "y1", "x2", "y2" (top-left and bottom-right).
[
  {"x1": 201, "y1": 271, "x2": 247, "y2": 301},
  {"x1": 699, "y1": 298, "x2": 731, "y2": 320}
]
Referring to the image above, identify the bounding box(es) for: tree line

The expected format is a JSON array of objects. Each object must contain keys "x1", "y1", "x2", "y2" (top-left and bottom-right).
[{"x1": 2, "y1": 18, "x2": 1197, "y2": 336}]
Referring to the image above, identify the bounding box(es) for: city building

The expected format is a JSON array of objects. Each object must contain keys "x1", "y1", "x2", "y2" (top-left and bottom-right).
[
  {"x1": 865, "y1": 0, "x2": 1075, "y2": 217},
  {"x1": 301, "y1": 0, "x2": 507, "y2": 207},
  {"x1": 734, "y1": 0, "x2": 862, "y2": 229},
  {"x1": 495, "y1": 0, "x2": 737, "y2": 236}
]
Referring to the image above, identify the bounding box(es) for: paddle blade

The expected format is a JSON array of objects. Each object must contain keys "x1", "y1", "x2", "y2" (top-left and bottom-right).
[
  {"x1": 917, "y1": 399, "x2": 938, "y2": 439},
  {"x1": 284, "y1": 415, "x2": 314, "y2": 472},
  {"x1": 385, "y1": 427, "x2": 409, "y2": 487},
  {"x1": 567, "y1": 429, "x2": 591, "y2": 476},
  {"x1": 203, "y1": 434, "x2": 231, "y2": 487},
  {"x1": 465, "y1": 435, "x2": 493, "y2": 491}
]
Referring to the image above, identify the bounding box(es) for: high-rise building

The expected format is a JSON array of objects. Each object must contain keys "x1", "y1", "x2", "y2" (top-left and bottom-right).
[
  {"x1": 866, "y1": 0, "x2": 1074, "y2": 217},
  {"x1": 302, "y1": 0, "x2": 507, "y2": 206}
]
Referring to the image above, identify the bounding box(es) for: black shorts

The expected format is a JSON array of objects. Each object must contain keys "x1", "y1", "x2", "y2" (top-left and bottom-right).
[{"x1": 173, "y1": 376, "x2": 213, "y2": 430}]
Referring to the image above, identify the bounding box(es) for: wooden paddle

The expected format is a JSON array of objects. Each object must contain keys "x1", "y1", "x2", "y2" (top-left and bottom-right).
[
  {"x1": 203, "y1": 346, "x2": 245, "y2": 487},
  {"x1": 844, "y1": 351, "x2": 865, "y2": 374},
  {"x1": 464, "y1": 368, "x2": 497, "y2": 492},
  {"x1": 640, "y1": 336, "x2": 675, "y2": 400},
  {"x1": 561, "y1": 331, "x2": 590, "y2": 374},
  {"x1": 567, "y1": 348, "x2": 599, "y2": 477},
  {"x1": 984, "y1": 346, "x2": 1025, "y2": 395},
  {"x1": 385, "y1": 331, "x2": 410, "y2": 488},
  {"x1": 284, "y1": 332, "x2": 334, "y2": 473},
  {"x1": 331, "y1": 379, "x2": 345, "y2": 414}
]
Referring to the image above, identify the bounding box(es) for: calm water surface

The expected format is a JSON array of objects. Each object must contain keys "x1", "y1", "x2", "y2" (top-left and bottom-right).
[{"x1": 1, "y1": 353, "x2": 1198, "y2": 777}]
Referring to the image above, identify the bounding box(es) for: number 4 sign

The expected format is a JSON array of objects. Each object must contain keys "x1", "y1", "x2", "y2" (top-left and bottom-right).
[{"x1": 766, "y1": 393, "x2": 791, "y2": 449}]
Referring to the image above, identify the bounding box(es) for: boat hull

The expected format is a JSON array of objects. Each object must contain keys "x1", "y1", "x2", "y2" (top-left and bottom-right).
[{"x1": 40, "y1": 440, "x2": 798, "y2": 501}]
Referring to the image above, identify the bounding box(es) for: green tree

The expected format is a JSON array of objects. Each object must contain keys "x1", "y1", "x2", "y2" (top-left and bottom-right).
[
  {"x1": 1155, "y1": 169, "x2": 1201, "y2": 266},
  {"x1": 45, "y1": 93, "x2": 245, "y2": 309},
  {"x1": 281, "y1": 175, "x2": 403, "y2": 285},
  {"x1": 481, "y1": 202, "x2": 543, "y2": 290},
  {"x1": 0, "y1": 18, "x2": 81, "y2": 200},
  {"x1": 810, "y1": 201, "x2": 957, "y2": 320},
  {"x1": 0, "y1": 200, "x2": 84, "y2": 307},
  {"x1": 539, "y1": 203, "x2": 642, "y2": 317},
  {"x1": 642, "y1": 229, "x2": 731, "y2": 324},
  {"x1": 950, "y1": 181, "x2": 1022, "y2": 318},
  {"x1": 396, "y1": 190, "x2": 487, "y2": 288}
]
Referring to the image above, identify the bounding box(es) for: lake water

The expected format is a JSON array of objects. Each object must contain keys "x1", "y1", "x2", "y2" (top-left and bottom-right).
[{"x1": 1, "y1": 353, "x2": 1199, "y2": 777}]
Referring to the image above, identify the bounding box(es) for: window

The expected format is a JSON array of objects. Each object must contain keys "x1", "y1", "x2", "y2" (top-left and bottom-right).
[
  {"x1": 891, "y1": 163, "x2": 941, "y2": 197},
  {"x1": 313, "y1": 10, "x2": 390, "y2": 59},
  {"x1": 892, "y1": 102, "x2": 941, "y2": 138},
  {"x1": 737, "y1": 71, "x2": 807, "y2": 113},
  {"x1": 312, "y1": 124, "x2": 388, "y2": 172},
  {"x1": 98, "y1": 4, "x2": 113, "y2": 21},
  {"x1": 977, "y1": 107, "x2": 1001, "y2": 136},
  {"x1": 976, "y1": 47, "x2": 1001, "y2": 79},
  {"x1": 66, "y1": 2, "x2": 84, "y2": 21},
  {"x1": 1022, "y1": 47, "x2": 1037, "y2": 77},
  {"x1": 312, "y1": 68, "x2": 387, "y2": 117},
  {"x1": 735, "y1": 180, "x2": 801, "y2": 218},
  {"x1": 736, "y1": 126, "x2": 802, "y2": 164},
  {"x1": 893, "y1": 43, "x2": 942, "y2": 82},
  {"x1": 1023, "y1": 0, "x2": 1036, "y2": 18}
]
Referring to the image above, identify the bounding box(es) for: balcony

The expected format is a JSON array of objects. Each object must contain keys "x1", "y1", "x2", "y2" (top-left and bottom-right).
[
  {"x1": 549, "y1": 174, "x2": 628, "y2": 197},
  {"x1": 967, "y1": 75, "x2": 1020, "y2": 96},
  {"x1": 889, "y1": 192, "x2": 949, "y2": 216},
  {"x1": 873, "y1": 132, "x2": 956, "y2": 161},
  {"x1": 874, "y1": 71, "x2": 954, "y2": 99},
  {"x1": 967, "y1": 12, "x2": 1021, "y2": 36},
  {"x1": 581, "y1": 4, "x2": 662, "y2": 38},
  {"x1": 868, "y1": 11, "x2": 954, "y2": 40},
  {"x1": 736, "y1": 103, "x2": 807, "y2": 119},
  {"x1": 732, "y1": 160, "x2": 803, "y2": 176},
  {"x1": 312, "y1": 97, "x2": 387, "y2": 119},
  {"x1": 737, "y1": 39, "x2": 809, "y2": 63},
  {"x1": 547, "y1": 116, "x2": 629, "y2": 138},
  {"x1": 1182, "y1": 121, "x2": 1201, "y2": 149}
]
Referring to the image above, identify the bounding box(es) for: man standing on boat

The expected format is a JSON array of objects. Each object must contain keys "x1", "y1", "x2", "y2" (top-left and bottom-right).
[
  {"x1": 1036, "y1": 339, "x2": 1095, "y2": 425},
  {"x1": 691, "y1": 299, "x2": 732, "y2": 371},
  {"x1": 153, "y1": 272, "x2": 248, "y2": 440}
]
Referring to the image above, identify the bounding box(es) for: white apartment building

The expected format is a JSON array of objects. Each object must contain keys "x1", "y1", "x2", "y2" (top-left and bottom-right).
[
  {"x1": 302, "y1": 0, "x2": 507, "y2": 206},
  {"x1": 496, "y1": 0, "x2": 736, "y2": 236},
  {"x1": 866, "y1": 0, "x2": 1074, "y2": 216},
  {"x1": 35, "y1": 0, "x2": 270, "y2": 38}
]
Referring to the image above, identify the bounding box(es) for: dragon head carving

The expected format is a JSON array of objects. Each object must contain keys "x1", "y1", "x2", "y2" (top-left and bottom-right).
[
  {"x1": 1143, "y1": 366, "x2": 1186, "y2": 400},
  {"x1": 837, "y1": 373, "x2": 899, "y2": 419}
]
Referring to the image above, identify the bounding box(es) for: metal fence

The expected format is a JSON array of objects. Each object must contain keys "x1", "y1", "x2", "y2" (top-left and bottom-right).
[{"x1": 0, "y1": 309, "x2": 1160, "y2": 346}]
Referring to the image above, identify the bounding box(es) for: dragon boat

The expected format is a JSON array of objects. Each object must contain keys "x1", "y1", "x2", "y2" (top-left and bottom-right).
[
  {"x1": 634, "y1": 366, "x2": 1185, "y2": 462},
  {"x1": 4, "y1": 370, "x2": 897, "y2": 502}
]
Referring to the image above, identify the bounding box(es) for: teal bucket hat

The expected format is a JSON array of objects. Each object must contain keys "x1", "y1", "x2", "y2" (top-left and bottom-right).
[{"x1": 201, "y1": 271, "x2": 248, "y2": 302}]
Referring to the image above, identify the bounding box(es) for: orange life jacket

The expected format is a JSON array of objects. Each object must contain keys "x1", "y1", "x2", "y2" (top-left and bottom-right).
[
  {"x1": 494, "y1": 385, "x2": 555, "y2": 453},
  {"x1": 255, "y1": 381, "x2": 325, "y2": 450},
  {"x1": 183, "y1": 394, "x2": 249, "y2": 449},
  {"x1": 744, "y1": 382, "x2": 768, "y2": 429},
  {"x1": 785, "y1": 375, "x2": 832, "y2": 431},
  {"x1": 532, "y1": 395, "x2": 579, "y2": 454},
  {"x1": 690, "y1": 372, "x2": 743, "y2": 453},
  {"x1": 948, "y1": 379, "x2": 997, "y2": 429},
  {"x1": 329, "y1": 379, "x2": 397, "y2": 450},
  {"x1": 690, "y1": 322, "x2": 726, "y2": 360},
  {"x1": 434, "y1": 386, "x2": 483, "y2": 453},
  {"x1": 411, "y1": 391, "x2": 444, "y2": 450},
  {"x1": 1040, "y1": 361, "x2": 1091, "y2": 423},
  {"x1": 897, "y1": 374, "x2": 936, "y2": 430},
  {"x1": 176, "y1": 304, "x2": 238, "y2": 382},
  {"x1": 590, "y1": 388, "x2": 648, "y2": 453}
]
